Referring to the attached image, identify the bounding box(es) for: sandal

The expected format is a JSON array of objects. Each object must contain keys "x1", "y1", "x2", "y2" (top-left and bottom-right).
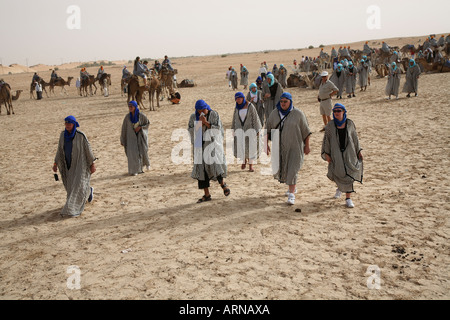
[
  {"x1": 221, "y1": 183, "x2": 230, "y2": 197},
  {"x1": 197, "y1": 195, "x2": 211, "y2": 203}
]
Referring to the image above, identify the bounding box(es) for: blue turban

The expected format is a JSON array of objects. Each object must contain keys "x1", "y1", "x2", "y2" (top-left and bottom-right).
[
  {"x1": 409, "y1": 59, "x2": 416, "y2": 67},
  {"x1": 128, "y1": 101, "x2": 140, "y2": 124},
  {"x1": 249, "y1": 83, "x2": 258, "y2": 94},
  {"x1": 64, "y1": 115, "x2": 79, "y2": 141},
  {"x1": 267, "y1": 73, "x2": 275, "y2": 87},
  {"x1": 195, "y1": 99, "x2": 211, "y2": 121},
  {"x1": 332, "y1": 103, "x2": 347, "y2": 127},
  {"x1": 234, "y1": 92, "x2": 246, "y2": 110},
  {"x1": 256, "y1": 76, "x2": 262, "y2": 83},
  {"x1": 276, "y1": 92, "x2": 293, "y2": 116}
]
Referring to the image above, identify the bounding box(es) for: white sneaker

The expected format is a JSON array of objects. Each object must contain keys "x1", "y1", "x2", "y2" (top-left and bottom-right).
[
  {"x1": 285, "y1": 188, "x2": 297, "y2": 196},
  {"x1": 346, "y1": 198, "x2": 355, "y2": 208},
  {"x1": 334, "y1": 189, "x2": 342, "y2": 199},
  {"x1": 146, "y1": 165, "x2": 150, "y2": 171},
  {"x1": 287, "y1": 193, "x2": 295, "y2": 205}
]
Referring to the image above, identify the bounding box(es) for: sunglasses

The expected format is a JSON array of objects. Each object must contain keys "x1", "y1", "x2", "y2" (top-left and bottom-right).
[{"x1": 333, "y1": 109, "x2": 343, "y2": 113}]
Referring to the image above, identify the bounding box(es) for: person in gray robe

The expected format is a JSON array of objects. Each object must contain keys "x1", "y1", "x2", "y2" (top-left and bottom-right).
[
  {"x1": 437, "y1": 35, "x2": 445, "y2": 47},
  {"x1": 266, "y1": 92, "x2": 311, "y2": 205},
  {"x1": 247, "y1": 82, "x2": 265, "y2": 125},
  {"x1": 262, "y1": 73, "x2": 283, "y2": 127},
  {"x1": 344, "y1": 61, "x2": 358, "y2": 98},
  {"x1": 389, "y1": 51, "x2": 400, "y2": 64},
  {"x1": 331, "y1": 47, "x2": 338, "y2": 60},
  {"x1": 272, "y1": 64, "x2": 279, "y2": 79},
  {"x1": 385, "y1": 62, "x2": 401, "y2": 100},
  {"x1": 120, "y1": 100, "x2": 150, "y2": 176},
  {"x1": 188, "y1": 99, "x2": 229, "y2": 203},
  {"x1": 358, "y1": 59, "x2": 370, "y2": 91},
  {"x1": 231, "y1": 92, "x2": 262, "y2": 172},
  {"x1": 321, "y1": 103, "x2": 363, "y2": 208},
  {"x1": 330, "y1": 64, "x2": 346, "y2": 99},
  {"x1": 381, "y1": 41, "x2": 390, "y2": 53},
  {"x1": 230, "y1": 68, "x2": 238, "y2": 90},
  {"x1": 363, "y1": 42, "x2": 372, "y2": 55},
  {"x1": 53, "y1": 116, "x2": 96, "y2": 217},
  {"x1": 240, "y1": 66, "x2": 249, "y2": 89},
  {"x1": 341, "y1": 47, "x2": 351, "y2": 59},
  {"x1": 278, "y1": 64, "x2": 288, "y2": 88},
  {"x1": 304, "y1": 58, "x2": 311, "y2": 74},
  {"x1": 402, "y1": 59, "x2": 421, "y2": 97}
]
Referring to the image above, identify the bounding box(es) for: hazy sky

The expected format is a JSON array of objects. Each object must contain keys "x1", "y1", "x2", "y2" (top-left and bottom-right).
[{"x1": 1, "y1": 0, "x2": 449, "y2": 66}]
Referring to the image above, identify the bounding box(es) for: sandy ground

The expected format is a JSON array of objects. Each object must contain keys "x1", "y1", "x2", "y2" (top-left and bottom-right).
[{"x1": 0, "y1": 35, "x2": 449, "y2": 300}]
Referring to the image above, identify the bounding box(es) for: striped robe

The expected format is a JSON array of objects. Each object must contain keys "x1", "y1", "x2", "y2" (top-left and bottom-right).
[
  {"x1": 321, "y1": 119, "x2": 363, "y2": 193},
  {"x1": 120, "y1": 112, "x2": 150, "y2": 175},
  {"x1": 385, "y1": 66, "x2": 401, "y2": 97},
  {"x1": 246, "y1": 90, "x2": 265, "y2": 125},
  {"x1": 330, "y1": 70, "x2": 346, "y2": 97},
  {"x1": 54, "y1": 130, "x2": 96, "y2": 217},
  {"x1": 358, "y1": 61, "x2": 370, "y2": 87},
  {"x1": 262, "y1": 80, "x2": 283, "y2": 127},
  {"x1": 240, "y1": 69, "x2": 249, "y2": 86},
  {"x1": 344, "y1": 66, "x2": 358, "y2": 94},
  {"x1": 231, "y1": 103, "x2": 262, "y2": 161},
  {"x1": 266, "y1": 107, "x2": 311, "y2": 185},
  {"x1": 188, "y1": 110, "x2": 227, "y2": 182},
  {"x1": 402, "y1": 64, "x2": 421, "y2": 94}
]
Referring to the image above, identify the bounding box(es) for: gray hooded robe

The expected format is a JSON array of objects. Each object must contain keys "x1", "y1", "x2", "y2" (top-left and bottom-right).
[
  {"x1": 385, "y1": 65, "x2": 401, "y2": 97},
  {"x1": 55, "y1": 130, "x2": 96, "y2": 217},
  {"x1": 344, "y1": 65, "x2": 358, "y2": 94},
  {"x1": 402, "y1": 63, "x2": 421, "y2": 94},
  {"x1": 231, "y1": 102, "x2": 262, "y2": 161},
  {"x1": 330, "y1": 69, "x2": 346, "y2": 97},
  {"x1": 120, "y1": 111, "x2": 150, "y2": 175},
  {"x1": 321, "y1": 119, "x2": 363, "y2": 193},
  {"x1": 266, "y1": 107, "x2": 311, "y2": 185}
]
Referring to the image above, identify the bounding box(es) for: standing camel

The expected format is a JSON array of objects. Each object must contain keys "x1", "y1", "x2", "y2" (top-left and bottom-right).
[
  {"x1": 0, "y1": 82, "x2": 14, "y2": 115},
  {"x1": 98, "y1": 74, "x2": 111, "y2": 96},
  {"x1": 80, "y1": 75, "x2": 98, "y2": 97},
  {"x1": 127, "y1": 76, "x2": 147, "y2": 109},
  {"x1": 50, "y1": 77, "x2": 73, "y2": 96},
  {"x1": 158, "y1": 66, "x2": 176, "y2": 101},
  {"x1": 148, "y1": 77, "x2": 161, "y2": 111}
]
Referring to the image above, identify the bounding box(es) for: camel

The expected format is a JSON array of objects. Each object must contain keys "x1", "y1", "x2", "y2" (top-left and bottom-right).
[
  {"x1": 374, "y1": 64, "x2": 389, "y2": 78},
  {"x1": 98, "y1": 74, "x2": 111, "y2": 96},
  {"x1": 147, "y1": 77, "x2": 161, "y2": 111},
  {"x1": 416, "y1": 57, "x2": 450, "y2": 73},
  {"x1": 30, "y1": 80, "x2": 50, "y2": 99},
  {"x1": 158, "y1": 66, "x2": 176, "y2": 101},
  {"x1": 287, "y1": 74, "x2": 309, "y2": 88},
  {"x1": 0, "y1": 82, "x2": 14, "y2": 115},
  {"x1": 80, "y1": 75, "x2": 97, "y2": 97},
  {"x1": 127, "y1": 76, "x2": 147, "y2": 109},
  {"x1": 49, "y1": 77, "x2": 73, "y2": 96},
  {"x1": 1, "y1": 89, "x2": 23, "y2": 103}
]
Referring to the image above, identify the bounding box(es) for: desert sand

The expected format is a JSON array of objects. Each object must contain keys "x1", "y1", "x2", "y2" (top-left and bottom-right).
[{"x1": 0, "y1": 35, "x2": 449, "y2": 300}]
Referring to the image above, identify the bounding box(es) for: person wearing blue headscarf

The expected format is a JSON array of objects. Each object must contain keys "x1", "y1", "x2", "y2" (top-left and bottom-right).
[
  {"x1": 262, "y1": 73, "x2": 283, "y2": 126},
  {"x1": 240, "y1": 66, "x2": 249, "y2": 89},
  {"x1": 120, "y1": 100, "x2": 150, "y2": 176},
  {"x1": 385, "y1": 62, "x2": 401, "y2": 100},
  {"x1": 321, "y1": 103, "x2": 363, "y2": 208},
  {"x1": 358, "y1": 58, "x2": 370, "y2": 91},
  {"x1": 266, "y1": 92, "x2": 311, "y2": 205},
  {"x1": 188, "y1": 99, "x2": 229, "y2": 203},
  {"x1": 330, "y1": 64, "x2": 346, "y2": 99},
  {"x1": 230, "y1": 68, "x2": 238, "y2": 90},
  {"x1": 247, "y1": 82, "x2": 264, "y2": 124},
  {"x1": 344, "y1": 61, "x2": 358, "y2": 98},
  {"x1": 402, "y1": 59, "x2": 421, "y2": 97},
  {"x1": 278, "y1": 64, "x2": 288, "y2": 88},
  {"x1": 53, "y1": 115, "x2": 96, "y2": 217},
  {"x1": 231, "y1": 92, "x2": 262, "y2": 172}
]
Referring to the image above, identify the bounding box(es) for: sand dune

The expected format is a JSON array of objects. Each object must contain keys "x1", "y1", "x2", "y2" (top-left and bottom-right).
[{"x1": 0, "y1": 34, "x2": 448, "y2": 300}]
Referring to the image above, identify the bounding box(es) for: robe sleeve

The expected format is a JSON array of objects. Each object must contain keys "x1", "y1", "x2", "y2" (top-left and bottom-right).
[
  {"x1": 321, "y1": 125, "x2": 332, "y2": 161},
  {"x1": 350, "y1": 121, "x2": 362, "y2": 156},
  {"x1": 139, "y1": 112, "x2": 150, "y2": 130},
  {"x1": 299, "y1": 111, "x2": 311, "y2": 142},
  {"x1": 187, "y1": 114, "x2": 196, "y2": 145},
  {"x1": 120, "y1": 116, "x2": 128, "y2": 147}
]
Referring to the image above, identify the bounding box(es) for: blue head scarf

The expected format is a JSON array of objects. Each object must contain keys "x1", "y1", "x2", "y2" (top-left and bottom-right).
[
  {"x1": 235, "y1": 92, "x2": 246, "y2": 110},
  {"x1": 363, "y1": 55, "x2": 367, "y2": 61},
  {"x1": 64, "y1": 115, "x2": 79, "y2": 141},
  {"x1": 280, "y1": 64, "x2": 284, "y2": 68},
  {"x1": 249, "y1": 83, "x2": 258, "y2": 95},
  {"x1": 332, "y1": 103, "x2": 347, "y2": 127},
  {"x1": 337, "y1": 64, "x2": 343, "y2": 72},
  {"x1": 276, "y1": 92, "x2": 293, "y2": 116},
  {"x1": 409, "y1": 59, "x2": 416, "y2": 67},
  {"x1": 267, "y1": 73, "x2": 275, "y2": 87},
  {"x1": 392, "y1": 62, "x2": 397, "y2": 71},
  {"x1": 128, "y1": 100, "x2": 140, "y2": 124},
  {"x1": 195, "y1": 99, "x2": 212, "y2": 121}
]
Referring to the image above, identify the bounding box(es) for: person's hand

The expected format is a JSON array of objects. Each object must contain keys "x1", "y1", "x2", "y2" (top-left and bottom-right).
[
  {"x1": 358, "y1": 152, "x2": 364, "y2": 161},
  {"x1": 325, "y1": 154, "x2": 332, "y2": 163},
  {"x1": 134, "y1": 126, "x2": 141, "y2": 133},
  {"x1": 90, "y1": 163, "x2": 96, "y2": 174},
  {"x1": 52, "y1": 163, "x2": 57, "y2": 173},
  {"x1": 266, "y1": 143, "x2": 271, "y2": 155},
  {"x1": 304, "y1": 145, "x2": 310, "y2": 155},
  {"x1": 264, "y1": 93, "x2": 271, "y2": 99}
]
